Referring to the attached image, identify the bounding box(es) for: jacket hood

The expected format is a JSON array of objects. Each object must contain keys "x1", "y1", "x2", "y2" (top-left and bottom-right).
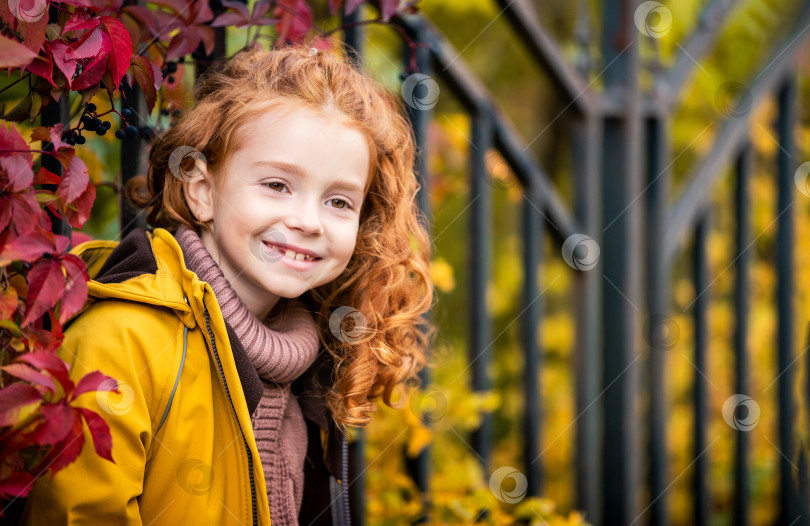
[{"x1": 68, "y1": 226, "x2": 344, "y2": 479}]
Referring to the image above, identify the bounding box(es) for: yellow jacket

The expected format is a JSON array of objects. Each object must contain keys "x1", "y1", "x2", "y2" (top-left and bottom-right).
[{"x1": 20, "y1": 227, "x2": 350, "y2": 526}]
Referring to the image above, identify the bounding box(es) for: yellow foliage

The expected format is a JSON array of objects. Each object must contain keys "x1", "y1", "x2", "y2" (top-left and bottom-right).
[{"x1": 430, "y1": 257, "x2": 456, "y2": 293}]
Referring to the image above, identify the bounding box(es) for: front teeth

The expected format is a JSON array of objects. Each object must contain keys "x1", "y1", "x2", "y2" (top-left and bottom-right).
[{"x1": 284, "y1": 250, "x2": 314, "y2": 261}]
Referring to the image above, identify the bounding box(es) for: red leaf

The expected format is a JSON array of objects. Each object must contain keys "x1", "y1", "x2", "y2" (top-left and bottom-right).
[
  {"x1": 57, "y1": 151, "x2": 89, "y2": 205},
  {"x1": 64, "y1": 10, "x2": 101, "y2": 32},
  {"x1": 15, "y1": 351, "x2": 73, "y2": 394},
  {"x1": 78, "y1": 407, "x2": 114, "y2": 462},
  {"x1": 128, "y1": 56, "x2": 160, "y2": 113},
  {"x1": 19, "y1": 12, "x2": 48, "y2": 56},
  {"x1": 273, "y1": 0, "x2": 311, "y2": 44},
  {"x1": 30, "y1": 123, "x2": 72, "y2": 152},
  {"x1": 0, "y1": 229, "x2": 54, "y2": 266},
  {"x1": 71, "y1": 54, "x2": 107, "y2": 91},
  {"x1": 210, "y1": 11, "x2": 247, "y2": 27},
  {"x1": 66, "y1": 27, "x2": 109, "y2": 61},
  {"x1": 344, "y1": 0, "x2": 363, "y2": 16},
  {"x1": 71, "y1": 230, "x2": 93, "y2": 246},
  {"x1": 72, "y1": 370, "x2": 117, "y2": 400},
  {"x1": 2, "y1": 363, "x2": 56, "y2": 394},
  {"x1": 0, "y1": 471, "x2": 35, "y2": 499},
  {"x1": 33, "y1": 166, "x2": 62, "y2": 186},
  {"x1": 378, "y1": 0, "x2": 401, "y2": 21},
  {"x1": 39, "y1": 415, "x2": 84, "y2": 475},
  {"x1": 59, "y1": 252, "x2": 89, "y2": 323},
  {"x1": 50, "y1": 40, "x2": 78, "y2": 85},
  {"x1": 65, "y1": 182, "x2": 95, "y2": 229},
  {"x1": 0, "y1": 188, "x2": 41, "y2": 235},
  {"x1": 122, "y1": 6, "x2": 159, "y2": 37},
  {"x1": 21, "y1": 259, "x2": 65, "y2": 327},
  {"x1": 99, "y1": 16, "x2": 132, "y2": 90},
  {"x1": 0, "y1": 383, "x2": 41, "y2": 427},
  {"x1": 0, "y1": 123, "x2": 34, "y2": 192},
  {"x1": 24, "y1": 52, "x2": 56, "y2": 88},
  {"x1": 37, "y1": 403, "x2": 74, "y2": 444}
]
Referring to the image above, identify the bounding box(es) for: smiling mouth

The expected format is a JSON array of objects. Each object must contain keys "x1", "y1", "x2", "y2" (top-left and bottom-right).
[{"x1": 263, "y1": 241, "x2": 322, "y2": 262}]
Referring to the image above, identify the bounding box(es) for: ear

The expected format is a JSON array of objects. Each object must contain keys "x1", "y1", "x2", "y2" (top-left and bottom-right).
[{"x1": 183, "y1": 161, "x2": 215, "y2": 223}]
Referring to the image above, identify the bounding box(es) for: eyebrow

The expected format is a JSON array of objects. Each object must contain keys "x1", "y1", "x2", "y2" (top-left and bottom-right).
[{"x1": 252, "y1": 160, "x2": 364, "y2": 195}]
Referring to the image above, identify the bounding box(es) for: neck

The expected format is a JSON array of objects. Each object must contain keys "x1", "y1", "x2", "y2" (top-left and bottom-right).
[{"x1": 199, "y1": 227, "x2": 280, "y2": 319}]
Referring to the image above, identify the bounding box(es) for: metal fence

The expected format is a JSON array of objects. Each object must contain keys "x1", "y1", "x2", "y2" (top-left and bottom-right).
[{"x1": 46, "y1": 1, "x2": 810, "y2": 525}]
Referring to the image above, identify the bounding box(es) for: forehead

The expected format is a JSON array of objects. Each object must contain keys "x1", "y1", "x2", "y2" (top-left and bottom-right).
[{"x1": 227, "y1": 104, "x2": 372, "y2": 190}]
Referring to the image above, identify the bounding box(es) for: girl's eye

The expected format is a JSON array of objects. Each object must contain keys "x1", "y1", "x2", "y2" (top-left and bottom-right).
[
  {"x1": 265, "y1": 181, "x2": 288, "y2": 192},
  {"x1": 329, "y1": 198, "x2": 350, "y2": 210}
]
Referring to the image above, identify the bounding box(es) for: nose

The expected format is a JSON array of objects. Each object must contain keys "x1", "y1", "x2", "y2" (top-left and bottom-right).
[{"x1": 284, "y1": 197, "x2": 324, "y2": 236}]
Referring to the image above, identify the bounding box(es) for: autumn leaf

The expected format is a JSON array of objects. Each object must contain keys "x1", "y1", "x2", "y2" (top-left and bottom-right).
[
  {"x1": 59, "y1": 252, "x2": 89, "y2": 323},
  {"x1": 99, "y1": 16, "x2": 133, "y2": 90},
  {"x1": 77, "y1": 408, "x2": 115, "y2": 462},
  {"x1": 0, "y1": 383, "x2": 42, "y2": 427},
  {"x1": 21, "y1": 259, "x2": 66, "y2": 327},
  {"x1": 0, "y1": 123, "x2": 34, "y2": 192},
  {"x1": 0, "y1": 34, "x2": 38, "y2": 69},
  {"x1": 2, "y1": 363, "x2": 56, "y2": 394},
  {"x1": 57, "y1": 154, "x2": 90, "y2": 205}
]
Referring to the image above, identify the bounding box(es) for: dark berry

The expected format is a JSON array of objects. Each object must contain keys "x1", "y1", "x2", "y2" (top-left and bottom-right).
[
  {"x1": 85, "y1": 119, "x2": 97, "y2": 131},
  {"x1": 115, "y1": 130, "x2": 125, "y2": 139},
  {"x1": 96, "y1": 127, "x2": 106, "y2": 136},
  {"x1": 86, "y1": 103, "x2": 96, "y2": 113},
  {"x1": 102, "y1": 121, "x2": 111, "y2": 129},
  {"x1": 139, "y1": 126, "x2": 153, "y2": 138},
  {"x1": 124, "y1": 125, "x2": 137, "y2": 137},
  {"x1": 122, "y1": 108, "x2": 133, "y2": 119},
  {"x1": 168, "y1": 75, "x2": 175, "y2": 83},
  {"x1": 76, "y1": 135, "x2": 86, "y2": 144},
  {"x1": 65, "y1": 136, "x2": 76, "y2": 145},
  {"x1": 81, "y1": 115, "x2": 91, "y2": 124}
]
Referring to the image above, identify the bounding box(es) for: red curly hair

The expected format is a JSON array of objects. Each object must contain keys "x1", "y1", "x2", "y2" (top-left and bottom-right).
[{"x1": 126, "y1": 44, "x2": 436, "y2": 432}]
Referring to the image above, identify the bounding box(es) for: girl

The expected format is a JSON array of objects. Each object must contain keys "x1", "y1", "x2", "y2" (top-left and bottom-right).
[{"x1": 21, "y1": 45, "x2": 435, "y2": 525}]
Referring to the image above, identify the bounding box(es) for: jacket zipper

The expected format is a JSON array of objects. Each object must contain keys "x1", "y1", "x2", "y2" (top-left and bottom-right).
[
  {"x1": 342, "y1": 432, "x2": 351, "y2": 526},
  {"x1": 202, "y1": 304, "x2": 259, "y2": 526}
]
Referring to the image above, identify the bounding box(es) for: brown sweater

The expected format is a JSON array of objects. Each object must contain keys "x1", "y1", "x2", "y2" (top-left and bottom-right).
[{"x1": 174, "y1": 224, "x2": 320, "y2": 526}]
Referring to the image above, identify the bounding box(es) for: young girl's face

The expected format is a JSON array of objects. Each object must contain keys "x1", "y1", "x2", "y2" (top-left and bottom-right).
[{"x1": 186, "y1": 105, "x2": 370, "y2": 319}]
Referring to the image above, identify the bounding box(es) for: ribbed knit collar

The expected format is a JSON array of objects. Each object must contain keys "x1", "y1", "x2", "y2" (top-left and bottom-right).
[{"x1": 174, "y1": 224, "x2": 320, "y2": 384}]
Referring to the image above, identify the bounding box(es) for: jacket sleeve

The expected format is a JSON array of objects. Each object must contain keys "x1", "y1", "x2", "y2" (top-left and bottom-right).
[{"x1": 20, "y1": 300, "x2": 177, "y2": 526}]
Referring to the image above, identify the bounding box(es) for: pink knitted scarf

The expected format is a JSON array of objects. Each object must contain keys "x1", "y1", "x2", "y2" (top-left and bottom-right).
[{"x1": 174, "y1": 224, "x2": 320, "y2": 525}]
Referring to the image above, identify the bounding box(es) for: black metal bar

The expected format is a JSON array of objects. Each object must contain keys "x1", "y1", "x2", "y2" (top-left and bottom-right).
[
  {"x1": 494, "y1": 0, "x2": 595, "y2": 115},
  {"x1": 401, "y1": 27, "x2": 433, "y2": 525},
  {"x1": 663, "y1": 0, "x2": 810, "y2": 264},
  {"x1": 733, "y1": 145, "x2": 752, "y2": 526},
  {"x1": 693, "y1": 216, "x2": 711, "y2": 526},
  {"x1": 391, "y1": 13, "x2": 581, "y2": 245},
  {"x1": 41, "y1": 98, "x2": 72, "y2": 246},
  {"x1": 341, "y1": 4, "x2": 364, "y2": 71},
  {"x1": 776, "y1": 74, "x2": 797, "y2": 526},
  {"x1": 571, "y1": 114, "x2": 603, "y2": 525},
  {"x1": 522, "y1": 182, "x2": 544, "y2": 498},
  {"x1": 119, "y1": 82, "x2": 149, "y2": 238},
  {"x1": 645, "y1": 115, "x2": 670, "y2": 526},
  {"x1": 469, "y1": 110, "x2": 493, "y2": 474},
  {"x1": 601, "y1": 0, "x2": 641, "y2": 523}
]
